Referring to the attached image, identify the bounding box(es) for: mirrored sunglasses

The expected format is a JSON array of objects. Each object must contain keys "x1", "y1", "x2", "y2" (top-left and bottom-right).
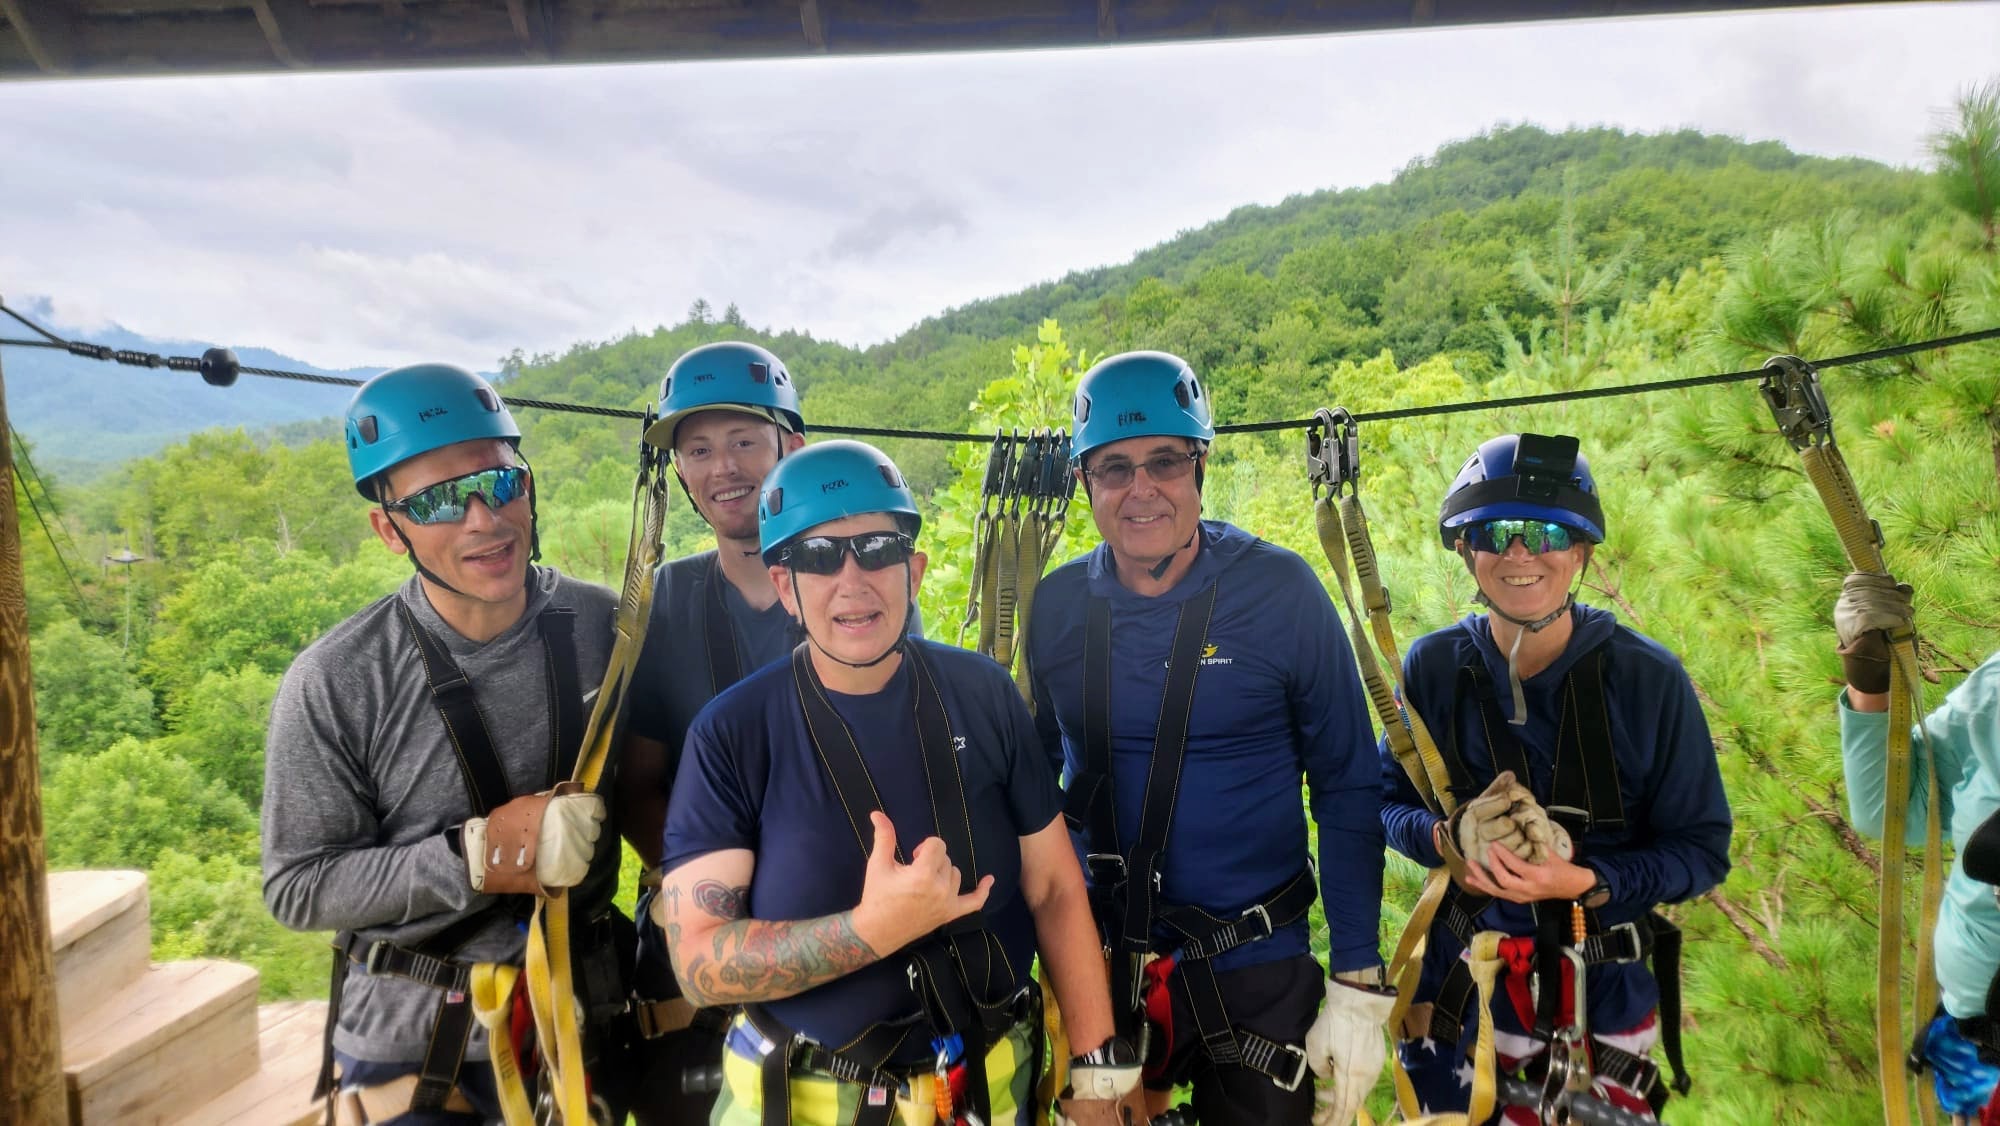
[
  {"x1": 1461, "y1": 518, "x2": 1582, "y2": 556},
  {"x1": 1082, "y1": 449, "x2": 1200, "y2": 489},
  {"x1": 780, "y1": 532, "x2": 916, "y2": 576},
  {"x1": 386, "y1": 465, "x2": 530, "y2": 525}
]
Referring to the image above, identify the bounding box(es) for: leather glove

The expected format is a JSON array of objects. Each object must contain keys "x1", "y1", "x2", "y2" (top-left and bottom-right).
[
  {"x1": 1055, "y1": 1038, "x2": 1147, "y2": 1125},
  {"x1": 1052, "y1": 1089, "x2": 1149, "y2": 1126},
  {"x1": 1835, "y1": 571, "x2": 1914, "y2": 694},
  {"x1": 463, "y1": 782, "x2": 606, "y2": 896},
  {"x1": 1448, "y1": 771, "x2": 1572, "y2": 875},
  {"x1": 1305, "y1": 969, "x2": 1397, "y2": 1126}
]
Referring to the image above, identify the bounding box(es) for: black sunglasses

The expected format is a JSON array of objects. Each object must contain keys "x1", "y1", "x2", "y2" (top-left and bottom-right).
[{"x1": 779, "y1": 532, "x2": 916, "y2": 576}]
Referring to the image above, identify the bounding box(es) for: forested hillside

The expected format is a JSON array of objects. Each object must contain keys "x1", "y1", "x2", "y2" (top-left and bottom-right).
[{"x1": 15, "y1": 93, "x2": 2000, "y2": 1124}]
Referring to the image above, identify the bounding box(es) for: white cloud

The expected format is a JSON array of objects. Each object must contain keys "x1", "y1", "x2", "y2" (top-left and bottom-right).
[{"x1": 2, "y1": 2, "x2": 1996, "y2": 366}]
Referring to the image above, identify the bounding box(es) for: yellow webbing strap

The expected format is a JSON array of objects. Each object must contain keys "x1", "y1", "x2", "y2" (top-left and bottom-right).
[
  {"x1": 1462, "y1": 931, "x2": 1507, "y2": 1126},
  {"x1": 1764, "y1": 359, "x2": 1939, "y2": 1126},
  {"x1": 471, "y1": 963, "x2": 538, "y2": 1126},
  {"x1": 492, "y1": 436, "x2": 672, "y2": 1125},
  {"x1": 993, "y1": 510, "x2": 1022, "y2": 669},
  {"x1": 1035, "y1": 968, "x2": 1068, "y2": 1126},
  {"x1": 1304, "y1": 412, "x2": 1485, "y2": 1122}
]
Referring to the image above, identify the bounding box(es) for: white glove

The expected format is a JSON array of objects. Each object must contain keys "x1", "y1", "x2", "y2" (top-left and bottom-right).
[
  {"x1": 1305, "y1": 971, "x2": 1396, "y2": 1126},
  {"x1": 463, "y1": 785, "x2": 606, "y2": 895}
]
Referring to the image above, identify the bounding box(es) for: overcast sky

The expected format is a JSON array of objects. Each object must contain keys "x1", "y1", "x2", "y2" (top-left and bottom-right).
[{"x1": 2, "y1": 2, "x2": 1997, "y2": 370}]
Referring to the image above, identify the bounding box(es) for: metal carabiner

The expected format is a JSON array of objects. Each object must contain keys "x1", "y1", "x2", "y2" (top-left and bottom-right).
[
  {"x1": 1304, "y1": 406, "x2": 1360, "y2": 499},
  {"x1": 1759, "y1": 354, "x2": 1835, "y2": 452}
]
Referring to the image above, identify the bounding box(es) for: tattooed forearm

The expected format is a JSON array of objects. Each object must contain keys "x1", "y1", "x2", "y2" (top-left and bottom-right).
[{"x1": 670, "y1": 910, "x2": 881, "y2": 1008}]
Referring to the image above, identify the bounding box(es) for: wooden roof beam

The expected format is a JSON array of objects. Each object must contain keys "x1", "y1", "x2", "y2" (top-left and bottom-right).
[
  {"x1": 247, "y1": 0, "x2": 312, "y2": 67},
  {"x1": 800, "y1": 0, "x2": 825, "y2": 51},
  {"x1": 505, "y1": 0, "x2": 549, "y2": 59},
  {"x1": 0, "y1": 0, "x2": 76, "y2": 74}
]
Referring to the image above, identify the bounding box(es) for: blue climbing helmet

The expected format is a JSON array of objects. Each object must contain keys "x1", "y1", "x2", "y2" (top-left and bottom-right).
[
  {"x1": 1437, "y1": 433, "x2": 1606, "y2": 550},
  {"x1": 345, "y1": 363, "x2": 520, "y2": 499},
  {"x1": 1069, "y1": 351, "x2": 1214, "y2": 464},
  {"x1": 758, "y1": 440, "x2": 919, "y2": 563},
  {"x1": 644, "y1": 341, "x2": 805, "y2": 451}
]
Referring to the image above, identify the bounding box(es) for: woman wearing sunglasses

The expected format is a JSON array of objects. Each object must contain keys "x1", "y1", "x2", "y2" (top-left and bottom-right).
[
  {"x1": 1380, "y1": 433, "x2": 1732, "y2": 1124},
  {"x1": 655, "y1": 440, "x2": 1135, "y2": 1126}
]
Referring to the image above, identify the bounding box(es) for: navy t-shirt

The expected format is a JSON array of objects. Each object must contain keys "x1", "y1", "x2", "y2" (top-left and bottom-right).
[
  {"x1": 627, "y1": 551, "x2": 799, "y2": 761},
  {"x1": 663, "y1": 640, "x2": 1061, "y2": 1052}
]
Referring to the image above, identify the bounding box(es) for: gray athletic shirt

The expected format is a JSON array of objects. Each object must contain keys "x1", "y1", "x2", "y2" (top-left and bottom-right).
[{"x1": 261, "y1": 567, "x2": 617, "y2": 1063}]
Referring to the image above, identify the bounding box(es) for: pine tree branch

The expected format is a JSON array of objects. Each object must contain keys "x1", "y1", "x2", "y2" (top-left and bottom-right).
[
  {"x1": 1712, "y1": 722, "x2": 1882, "y2": 875},
  {"x1": 1703, "y1": 889, "x2": 1788, "y2": 969}
]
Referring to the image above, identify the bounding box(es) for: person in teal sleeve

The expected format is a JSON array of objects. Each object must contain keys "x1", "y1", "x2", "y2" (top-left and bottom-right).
[{"x1": 1836, "y1": 572, "x2": 2000, "y2": 1124}]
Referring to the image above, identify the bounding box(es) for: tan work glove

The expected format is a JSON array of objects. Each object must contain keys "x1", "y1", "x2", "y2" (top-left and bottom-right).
[
  {"x1": 1055, "y1": 1037, "x2": 1148, "y2": 1126},
  {"x1": 1835, "y1": 571, "x2": 1915, "y2": 695},
  {"x1": 463, "y1": 782, "x2": 606, "y2": 896},
  {"x1": 1052, "y1": 1090, "x2": 1149, "y2": 1126},
  {"x1": 1306, "y1": 968, "x2": 1397, "y2": 1126}
]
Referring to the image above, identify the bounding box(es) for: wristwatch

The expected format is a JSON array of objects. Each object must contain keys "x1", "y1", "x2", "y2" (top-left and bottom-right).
[{"x1": 1578, "y1": 867, "x2": 1612, "y2": 910}]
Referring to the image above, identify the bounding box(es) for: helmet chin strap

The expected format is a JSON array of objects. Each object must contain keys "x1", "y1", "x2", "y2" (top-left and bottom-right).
[
  {"x1": 1147, "y1": 529, "x2": 1198, "y2": 580},
  {"x1": 787, "y1": 567, "x2": 911, "y2": 671},
  {"x1": 1461, "y1": 543, "x2": 1588, "y2": 726}
]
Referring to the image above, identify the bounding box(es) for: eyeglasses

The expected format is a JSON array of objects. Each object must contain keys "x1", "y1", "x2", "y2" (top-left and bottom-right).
[
  {"x1": 385, "y1": 465, "x2": 530, "y2": 525},
  {"x1": 1082, "y1": 450, "x2": 1200, "y2": 489},
  {"x1": 1459, "y1": 518, "x2": 1583, "y2": 556},
  {"x1": 779, "y1": 532, "x2": 916, "y2": 575}
]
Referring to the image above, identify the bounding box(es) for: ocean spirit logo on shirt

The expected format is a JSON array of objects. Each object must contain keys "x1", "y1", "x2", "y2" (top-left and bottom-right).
[{"x1": 1164, "y1": 643, "x2": 1234, "y2": 669}]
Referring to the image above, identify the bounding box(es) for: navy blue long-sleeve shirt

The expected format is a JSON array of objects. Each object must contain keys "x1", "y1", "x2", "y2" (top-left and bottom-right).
[
  {"x1": 1380, "y1": 605, "x2": 1732, "y2": 1034},
  {"x1": 1027, "y1": 520, "x2": 1384, "y2": 974}
]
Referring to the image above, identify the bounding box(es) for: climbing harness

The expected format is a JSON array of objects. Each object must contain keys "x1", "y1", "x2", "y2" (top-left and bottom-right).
[
  {"x1": 310, "y1": 595, "x2": 584, "y2": 1124},
  {"x1": 1304, "y1": 413, "x2": 1689, "y2": 1121},
  {"x1": 1058, "y1": 578, "x2": 1316, "y2": 1092},
  {"x1": 961, "y1": 429, "x2": 1077, "y2": 699},
  {"x1": 1761, "y1": 354, "x2": 1943, "y2": 1126},
  {"x1": 752, "y1": 639, "x2": 1038, "y2": 1126}
]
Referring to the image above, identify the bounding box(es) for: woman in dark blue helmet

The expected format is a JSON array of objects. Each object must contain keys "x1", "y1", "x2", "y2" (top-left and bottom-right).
[{"x1": 1379, "y1": 433, "x2": 1732, "y2": 1124}]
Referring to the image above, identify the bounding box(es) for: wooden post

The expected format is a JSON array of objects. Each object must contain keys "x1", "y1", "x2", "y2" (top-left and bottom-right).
[{"x1": 0, "y1": 347, "x2": 66, "y2": 1123}]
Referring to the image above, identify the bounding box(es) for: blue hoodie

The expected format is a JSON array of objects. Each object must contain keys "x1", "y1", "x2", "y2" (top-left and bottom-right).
[
  {"x1": 1027, "y1": 520, "x2": 1384, "y2": 974},
  {"x1": 1380, "y1": 605, "x2": 1732, "y2": 1035}
]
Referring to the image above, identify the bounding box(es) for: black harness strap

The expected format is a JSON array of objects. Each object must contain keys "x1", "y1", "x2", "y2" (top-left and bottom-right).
[
  {"x1": 314, "y1": 596, "x2": 586, "y2": 1118},
  {"x1": 782, "y1": 641, "x2": 1022, "y2": 1126},
  {"x1": 1061, "y1": 585, "x2": 1217, "y2": 1029},
  {"x1": 702, "y1": 553, "x2": 746, "y2": 699},
  {"x1": 400, "y1": 599, "x2": 513, "y2": 812}
]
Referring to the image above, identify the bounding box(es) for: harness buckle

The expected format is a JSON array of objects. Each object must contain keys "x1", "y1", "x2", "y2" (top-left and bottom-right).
[
  {"x1": 1601, "y1": 920, "x2": 1645, "y2": 964},
  {"x1": 363, "y1": 940, "x2": 392, "y2": 977},
  {"x1": 1238, "y1": 902, "x2": 1272, "y2": 942},
  {"x1": 1085, "y1": 853, "x2": 1128, "y2": 885},
  {"x1": 1270, "y1": 1042, "x2": 1311, "y2": 1092}
]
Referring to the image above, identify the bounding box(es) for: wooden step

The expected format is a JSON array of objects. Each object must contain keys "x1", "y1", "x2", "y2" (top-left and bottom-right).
[
  {"x1": 63, "y1": 959, "x2": 261, "y2": 1125},
  {"x1": 166, "y1": 1001, "x2": 329, "y2": 1126},
  {"x1": 48, "y1": 870, "x2": 151, "y2": 1028}
]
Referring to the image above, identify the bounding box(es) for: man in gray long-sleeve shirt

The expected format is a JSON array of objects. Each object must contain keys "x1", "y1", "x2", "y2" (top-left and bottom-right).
[{"x1": 262, "y1": 362, "x2": 622, "y2": 1125}]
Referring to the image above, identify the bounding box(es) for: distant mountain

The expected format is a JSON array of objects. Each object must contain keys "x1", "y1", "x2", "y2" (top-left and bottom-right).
[{"x1": 2, "y1": 303, "x2": 377, "y2": 481}]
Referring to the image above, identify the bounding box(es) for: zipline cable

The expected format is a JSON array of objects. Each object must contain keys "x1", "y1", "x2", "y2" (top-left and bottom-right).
[
  {"x1": 5, "y1": 299, "x2": 1997, "y2": 443},
  {"x1": 7, "y1": 429, "x2": 89, "y2": 612}
]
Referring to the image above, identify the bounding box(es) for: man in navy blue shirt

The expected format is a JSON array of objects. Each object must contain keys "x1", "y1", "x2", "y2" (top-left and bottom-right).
[
  {"x1": 659, "y1": 441, "x2": 1141, "y2": 1126},
  {"x1": 620, "y1": 341, "x2": 811, "y2": 1123},
  {"x1": 1380, "y1": 433, "x2": 1731, "y2": 1123},
  {"x1": 1025, "y1": 352, "x2": 1390, "y2": 1126}
]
